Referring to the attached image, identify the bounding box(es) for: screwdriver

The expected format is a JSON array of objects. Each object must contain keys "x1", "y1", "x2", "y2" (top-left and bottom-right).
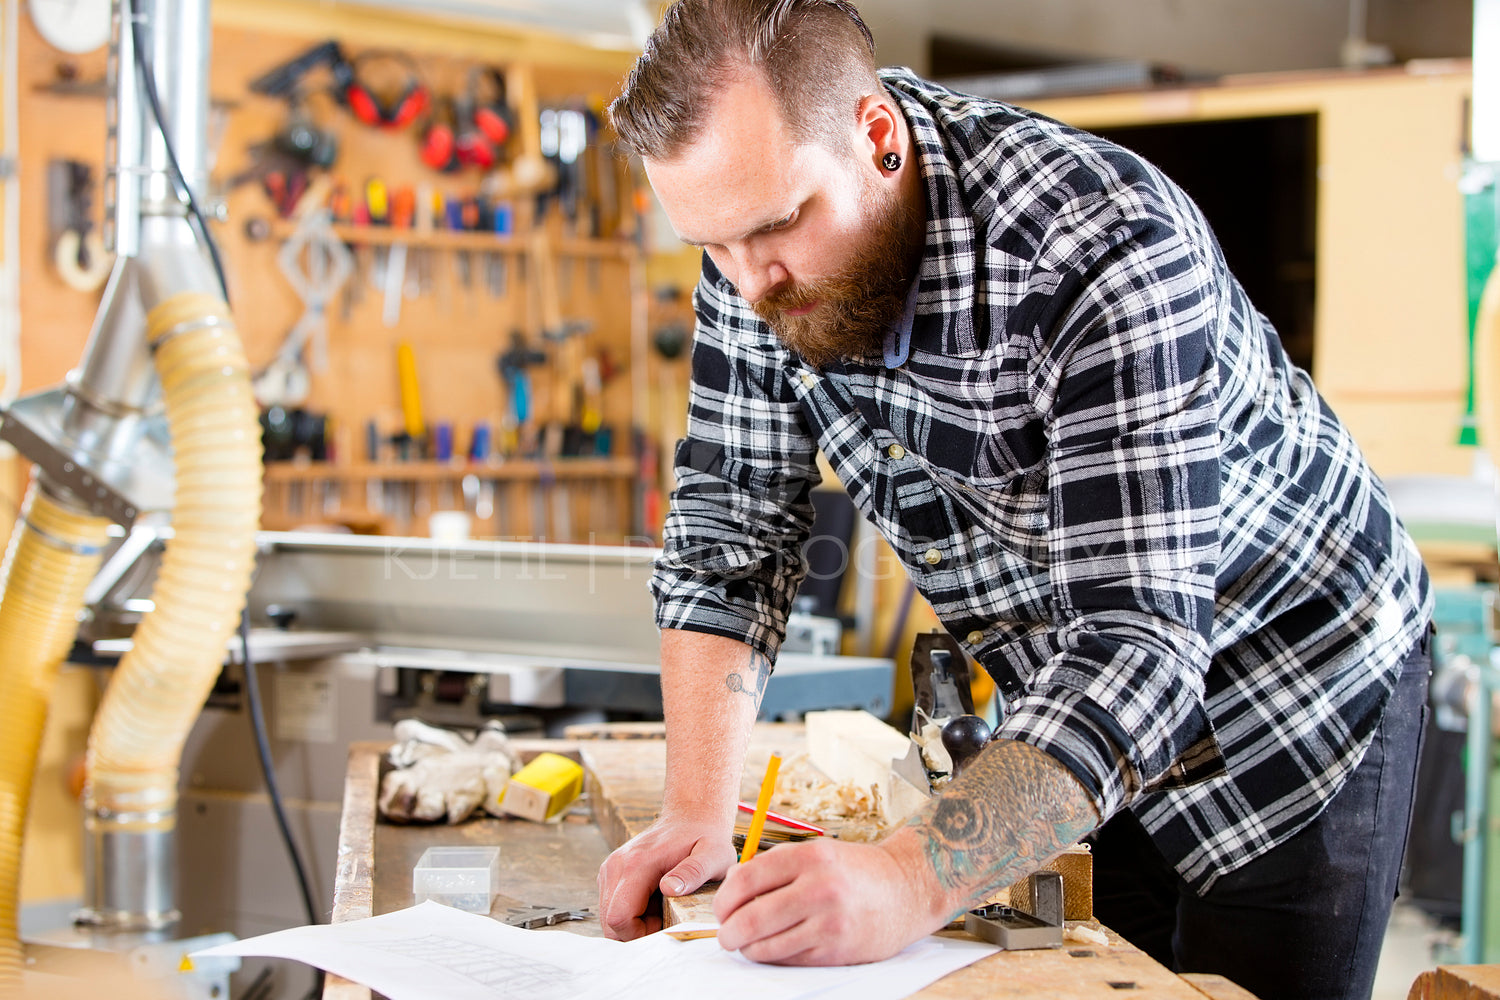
[{"x1": 365, "y1": 178, "x2": 389, "y2": 225}]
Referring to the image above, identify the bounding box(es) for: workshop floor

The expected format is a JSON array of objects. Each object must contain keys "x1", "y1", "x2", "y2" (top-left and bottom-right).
[{"x1": 1372, "y1": 901, "x2": 1459, "y2": 1000}]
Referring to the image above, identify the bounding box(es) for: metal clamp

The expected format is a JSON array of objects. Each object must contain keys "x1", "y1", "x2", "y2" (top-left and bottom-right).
[
  {"x1": 964, "y1": 871, "x2": 1063, "y2": 950},
  {"x1": 503, "y1": 904, "x2": 593, "y2": 929}
]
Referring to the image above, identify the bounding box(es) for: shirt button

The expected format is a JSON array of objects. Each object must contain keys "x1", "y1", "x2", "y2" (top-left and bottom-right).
[
  {"x1": 887, "y1": 444, "x2": 906, "y2": 460},
  {"x1": 923, "y1": 548, "x2": 942, "y2": 566},
  {"x1": 800, "y1": 373, "x2": 817, "y2": 387},
  {"x1": 966, "y1": 630, "x2": 984, "y2": 645}
]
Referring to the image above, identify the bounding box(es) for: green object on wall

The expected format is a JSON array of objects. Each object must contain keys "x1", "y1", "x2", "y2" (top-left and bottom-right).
[{"x1": 1460, "y1": 172, "x2": 1500, "y2": 447}]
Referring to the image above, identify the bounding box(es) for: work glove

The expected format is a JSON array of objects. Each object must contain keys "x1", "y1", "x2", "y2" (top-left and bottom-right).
[{"x1": 378, "y1": 718, "x2": 520, "y2": 824}]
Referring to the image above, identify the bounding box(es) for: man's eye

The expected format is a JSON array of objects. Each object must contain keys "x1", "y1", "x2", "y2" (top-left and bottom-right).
[{"x1": 767, "y1": 210, "x2": 798, "y2": 231}]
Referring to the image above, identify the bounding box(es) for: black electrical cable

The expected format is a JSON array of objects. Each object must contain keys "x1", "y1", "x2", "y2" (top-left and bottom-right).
[
  {"x1": 239, "y1": 965, "x2": 274, "y2": 1000},
  {"x1": 239, "y1": 611, "x2": 326, "y2": 1000},
  {"x1": 124, "y1": 0, "x2": 231, "y2": 305}
]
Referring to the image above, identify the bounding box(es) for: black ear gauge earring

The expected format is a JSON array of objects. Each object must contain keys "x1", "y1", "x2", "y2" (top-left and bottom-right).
[{"x1": 882, "y1": 151, "x2": 901, "y2": 171}]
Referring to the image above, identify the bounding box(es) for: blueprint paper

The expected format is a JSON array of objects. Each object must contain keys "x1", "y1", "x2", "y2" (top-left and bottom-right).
[{"x1": 193, "y1": 901, "x2": 997, "y2": 1000}]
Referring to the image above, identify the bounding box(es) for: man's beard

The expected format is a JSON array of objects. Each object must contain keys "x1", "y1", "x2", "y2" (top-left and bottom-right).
[{"x1": 752, "y1": 179, "x2": 923, "y2": 370}]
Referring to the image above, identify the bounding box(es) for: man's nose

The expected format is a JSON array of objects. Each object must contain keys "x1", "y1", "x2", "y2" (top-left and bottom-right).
[{"x1": 731, "y1": 253, "x2": 788, "y2": 304}]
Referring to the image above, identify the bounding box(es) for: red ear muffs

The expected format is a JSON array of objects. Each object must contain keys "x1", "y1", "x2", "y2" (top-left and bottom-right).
[
  {"x1": 419, "y1": 97, "x2": 459, "y2": 170},
  {"x1": 455, "y1": 128, "x2": 497, "y2": 169},
  {"x1": 385, "y1": 84, "x2": 429, "y2": 129},
  {"x1": 473, "y1": 104, "x2": 510, "y2": 146},
  {"x1": 344, "y1": 51, "x2": 429, "y2": 130},
  {"x1": 420, "y1": 121, "x2": 457, "y2": 170},
  {"x1": 345, "y1": 82, "x2": 382, "y2": 126},
  {"x1": 452, "y1": 66, "x2": 512, "y2": 167}
]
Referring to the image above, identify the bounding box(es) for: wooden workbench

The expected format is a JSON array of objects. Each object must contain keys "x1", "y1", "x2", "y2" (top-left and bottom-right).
[{"x1": 327, "y1": 730, "x2": 1263, "y2": 999}]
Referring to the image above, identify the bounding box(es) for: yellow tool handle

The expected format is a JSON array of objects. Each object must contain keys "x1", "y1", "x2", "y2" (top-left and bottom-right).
[
  {"x1": 580, "y1": 355, "x2": 602, "y2": 434},
  {"x1": 366, "y1": 178, "x2": 389, "y2": 223},
  {"x1": 397, "y1": 342, "x2": 425, "y2": 439}
]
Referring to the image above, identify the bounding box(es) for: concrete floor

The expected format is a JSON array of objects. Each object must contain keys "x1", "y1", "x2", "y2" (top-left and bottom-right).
[{"x1": 1372, "y1": 902, "x2": 1460, "y2": 1000}]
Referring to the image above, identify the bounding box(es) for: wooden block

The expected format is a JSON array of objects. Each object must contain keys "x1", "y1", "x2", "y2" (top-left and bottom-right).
[
  {"x1": 1407, "y1": 966, "x2": 1500, "y2": 1000},
  {"x1": 804, "y1": 709, "x2": 929, "y2": 825},
  {"x1": 580, "y1": 739, "x2": 669, "y2": 854},
  {"x1": 985, "y1": 845, "x2": 1094, "y2": 922},
  {"x1": 498, "y1": 752, "x2": 583, "y2": 822}
]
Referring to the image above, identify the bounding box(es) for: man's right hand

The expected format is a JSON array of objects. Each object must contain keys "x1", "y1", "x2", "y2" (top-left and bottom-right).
[
  {"x1": 597, "y1": 814, "x2": 739, "y2": 940},
  {"x1": 599, "y1": 629, "x2": 766, "y2": 940}
]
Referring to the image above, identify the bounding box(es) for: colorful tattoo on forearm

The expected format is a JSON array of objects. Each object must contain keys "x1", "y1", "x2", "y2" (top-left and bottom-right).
[{"x1": 908, "y1": 739, "x2": 1099, "y2": 908}]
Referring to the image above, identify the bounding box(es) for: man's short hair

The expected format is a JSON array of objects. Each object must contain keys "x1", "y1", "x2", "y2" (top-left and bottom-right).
[{"x1": 609, "y1": 0, "x2": 882, "y2": 161}]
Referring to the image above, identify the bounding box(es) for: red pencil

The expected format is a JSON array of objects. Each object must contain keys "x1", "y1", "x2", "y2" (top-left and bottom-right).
[{"x1": 737, "y1": 800, "x2": 825, "y2": 835}]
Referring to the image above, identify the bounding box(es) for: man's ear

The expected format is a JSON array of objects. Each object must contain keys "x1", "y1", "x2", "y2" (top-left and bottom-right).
[{"x1": 855, "y1": 92, "x2": 902, "y2": 171}]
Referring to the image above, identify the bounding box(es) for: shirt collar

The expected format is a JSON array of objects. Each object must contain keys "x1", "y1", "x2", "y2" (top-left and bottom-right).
[
  {"x1": 883, "y1": 276, "x2": 920, "y2": 368},
  {"x1": 880, "y1": 68, "x2": 983, "y2": 358}
]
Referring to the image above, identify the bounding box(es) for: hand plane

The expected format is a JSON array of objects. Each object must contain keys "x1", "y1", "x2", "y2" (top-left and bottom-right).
[{"x1": 905, "y1": 632, "x2": 995, "y2": 786}]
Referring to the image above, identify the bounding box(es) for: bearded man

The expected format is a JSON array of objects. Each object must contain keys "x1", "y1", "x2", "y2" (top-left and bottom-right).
[{"x1": 595, "y1": 3, "x2": 1433, "y2": 998}]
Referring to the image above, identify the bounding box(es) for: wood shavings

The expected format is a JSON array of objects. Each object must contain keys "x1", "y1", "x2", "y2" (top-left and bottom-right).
[
  {"x1": 1063, "y1": 923, "x2": 1110, "y2": 946},
  {"x1": 768, "y1": 753, "x2": 889, "y2": 842},
  {"x1": 914, "y1": 720, "x2": 953, "y2": 790}
]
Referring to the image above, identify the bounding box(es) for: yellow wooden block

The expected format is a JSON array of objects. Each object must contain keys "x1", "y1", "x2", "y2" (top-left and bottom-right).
[{"x1": 499, "y1": 752, "x2": 584, "y2": 822}]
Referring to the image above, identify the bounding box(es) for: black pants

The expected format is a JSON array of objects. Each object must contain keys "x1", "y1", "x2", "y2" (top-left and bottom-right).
[{"x1": 1090, "y1": 634, "x2": 1431, "y2": 1000}]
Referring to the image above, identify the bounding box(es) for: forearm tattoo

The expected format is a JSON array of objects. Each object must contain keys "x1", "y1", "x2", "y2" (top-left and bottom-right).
[
  {"x1": 906, "y1": 739, "x2": 1098, "y2": 913},
  {"x1": 725, "y1": 649, "x2": 773, "y2": 704}
]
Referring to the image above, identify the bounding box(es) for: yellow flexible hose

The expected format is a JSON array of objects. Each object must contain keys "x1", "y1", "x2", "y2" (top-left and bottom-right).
[
  {"x1": 86, "y1": 293, "x2": 262, "y2": 822},
  {"x1": 0, "y1": 487, "x2": 113, "y2": 985}
]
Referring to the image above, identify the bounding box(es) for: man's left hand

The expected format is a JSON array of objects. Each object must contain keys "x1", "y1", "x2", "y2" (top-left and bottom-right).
[{"x1": 712, "y1": 836, "x2": 949, "y2": 965}]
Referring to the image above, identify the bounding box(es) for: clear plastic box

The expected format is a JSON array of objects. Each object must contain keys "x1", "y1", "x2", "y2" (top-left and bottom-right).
[{"x1": 412, "y1": 846, "x2": 501, "y2": 912}]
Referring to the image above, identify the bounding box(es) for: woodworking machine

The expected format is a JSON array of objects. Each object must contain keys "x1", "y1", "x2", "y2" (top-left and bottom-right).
[{"x1": 69, "y1": 527, "x2": 893, "y2": 997}]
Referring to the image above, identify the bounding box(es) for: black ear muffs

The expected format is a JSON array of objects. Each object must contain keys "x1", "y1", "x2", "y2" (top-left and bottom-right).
[{"x1": 344, "y1": 50, "x2": 429, "y2": 130}]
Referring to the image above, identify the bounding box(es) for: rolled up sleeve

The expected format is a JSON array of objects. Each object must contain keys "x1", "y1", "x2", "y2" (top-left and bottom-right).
[{"x1": 649, "y1": 262, "x2": 822, "y2": 662}]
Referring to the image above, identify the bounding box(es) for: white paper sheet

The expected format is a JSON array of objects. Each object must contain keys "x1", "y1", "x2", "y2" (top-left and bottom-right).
[{"x1": 193, "y1": 901, "x2": 996, "y2": 1000}]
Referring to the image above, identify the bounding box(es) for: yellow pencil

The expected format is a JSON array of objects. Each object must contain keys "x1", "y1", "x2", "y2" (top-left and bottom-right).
[{"x1": 739, "y1": 752, "x2": 782, "y2": 863}]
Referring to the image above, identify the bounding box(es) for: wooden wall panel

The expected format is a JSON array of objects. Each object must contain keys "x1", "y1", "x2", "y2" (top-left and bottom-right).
[
  {"x1": 1310, "y1": 73, "x2": 1469, "y2": 398},
  {"x1": 1026, "y1": 65, "x2": 1473, "y2": 481},
  {"x1": 14, "y1": 3, "x2": 652, "y2": 541}
]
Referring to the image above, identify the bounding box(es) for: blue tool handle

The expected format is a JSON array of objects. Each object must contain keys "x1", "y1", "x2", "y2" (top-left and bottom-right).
[
  {"x1": 470, "y1": 423, "x2": 491, "y2": 461},
  {"x1": 508, "y1": 371, "x2": 531, "y2": 424}
]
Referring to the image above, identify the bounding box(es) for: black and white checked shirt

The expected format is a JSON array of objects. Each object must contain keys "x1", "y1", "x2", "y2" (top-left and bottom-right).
[{"x1": 650, "y1": 69, "x2": 1432, "y2": 890}]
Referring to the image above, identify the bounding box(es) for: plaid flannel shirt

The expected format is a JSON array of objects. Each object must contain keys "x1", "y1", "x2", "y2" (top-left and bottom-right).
[{"x1": 650, "y1": 68, "x2": 1432, "y2": 890}]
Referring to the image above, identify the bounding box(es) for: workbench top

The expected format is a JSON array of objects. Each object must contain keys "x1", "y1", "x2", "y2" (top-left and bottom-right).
[{"x1": 327, "y1": 730, "x2": 1260, "y2": 1000}]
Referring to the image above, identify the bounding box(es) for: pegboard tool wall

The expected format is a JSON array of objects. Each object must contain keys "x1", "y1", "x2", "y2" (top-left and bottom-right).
[{"x1": 15, "y1": 0, "x2": 647, "y2": 537}]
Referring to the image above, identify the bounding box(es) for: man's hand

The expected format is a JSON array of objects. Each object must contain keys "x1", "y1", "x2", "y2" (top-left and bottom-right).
[
  {"x1": 713, "y1": 838, "x2": 947, "y2": 965},
  {"x1": 713, "y1": 739, "x2": 1101, "y2": 966},
  {"x1": 598, "y1": 815, "x2": 739, "y2": 940}
]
